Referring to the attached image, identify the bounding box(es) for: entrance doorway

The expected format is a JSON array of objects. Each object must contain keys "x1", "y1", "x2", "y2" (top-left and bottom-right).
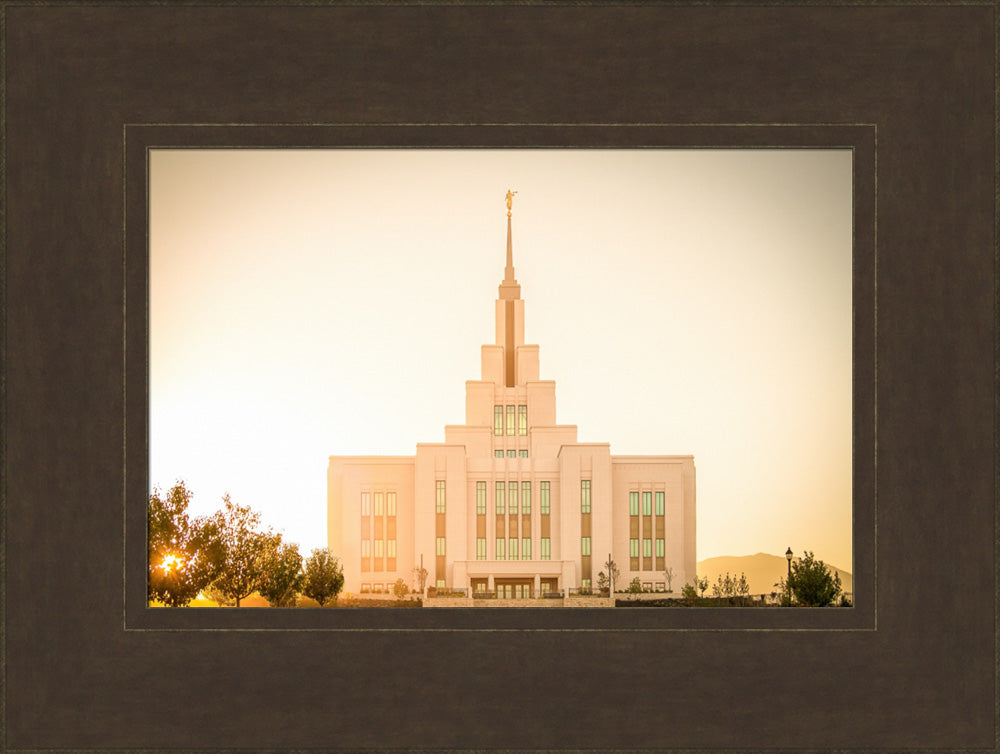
[{"x1": 494, "y1": 579, "x2": 533, "y2": 599}]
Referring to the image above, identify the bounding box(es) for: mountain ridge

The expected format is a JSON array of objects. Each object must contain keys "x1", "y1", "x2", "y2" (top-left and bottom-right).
[{"x1": 696, "y1": 552, "x2": 852, "y2": 597}]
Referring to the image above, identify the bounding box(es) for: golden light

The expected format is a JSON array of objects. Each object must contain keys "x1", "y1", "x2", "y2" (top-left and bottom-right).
[{"x1": 159, "y1": 554, "x2": 183, "y2": 573}]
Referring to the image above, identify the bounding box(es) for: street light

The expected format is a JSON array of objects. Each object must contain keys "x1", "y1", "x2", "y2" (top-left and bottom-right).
[{"x1": 785, "y1": 547, "x2": 793, "y2": 606}]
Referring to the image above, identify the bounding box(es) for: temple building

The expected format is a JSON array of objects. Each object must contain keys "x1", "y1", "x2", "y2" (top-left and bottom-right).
[{"x1": 327, "y1": 192, "x2": 696, "y2": 600}]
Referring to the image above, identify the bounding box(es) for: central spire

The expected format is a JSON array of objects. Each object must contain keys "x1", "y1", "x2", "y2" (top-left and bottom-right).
[
  {"x1": 499, "y1": 189, "x2": 520, "y2": 300},
  {"x1": 496, "y1": 190, "x2": 523, "y2": 387}
]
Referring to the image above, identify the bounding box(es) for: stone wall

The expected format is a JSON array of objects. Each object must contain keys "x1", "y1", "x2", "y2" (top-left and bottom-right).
[
  {"x1": 564, "y1": 596, "x2": 615, "y2": 608},
  {"x1": 422, "y1": 597, "x2": 474, "y2": 607}
]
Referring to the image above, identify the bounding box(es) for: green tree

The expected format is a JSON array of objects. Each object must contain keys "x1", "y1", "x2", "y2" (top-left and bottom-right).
[
  {"x1": 711, "y1": 573, "x2": 727, "y2": 599},
  {"x1": 735, "y1": 572, "x2": 751, "y2": 606},
  {"x1": 681, "y1": 582, "x2": 698, "y2": 605},
  {"x1": 788, "y1": 550, "x2": 843, "y2": 607},
  {"x1": 392, "y1": 578, "x2": 409, "y2": 601},
  {"x1": 302, "y1": 547, "x2": 345, "y2": 606},
  {"x1": 210, "y1": 495, "x2": 279, "y2": 607},
  {"x1": 712, "y1": 572, "x2": 748, "y2": 602},
  {"x1": 695, "y1": 575, "x2": 709, "y2": 597},
  {"x1": 148, "y1": 481, "x2": 225, "y2": 607},
  {"x1": 627, "y1": 576, "x2": 644, "y2": 594},
  {"x1": 259, "y1": 540, "x2": 304, "y2": 607},
  {"x1": 205, "y1": 582, "x2": 235, "y2": 607},
  {"x1": 597, "y1": 570, "x2": 610, "y2": 594}
]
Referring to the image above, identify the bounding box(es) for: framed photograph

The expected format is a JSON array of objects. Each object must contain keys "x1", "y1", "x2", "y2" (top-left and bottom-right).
[
  {"x1": 130, "y1": 125, "x2": 874, "y2": 638},
  {"x1": 144, "y1": 144, "x2": 859, "y2": 620},
  {"x1": 4, "y1": 3, "x2": 994, "y2": 751}
]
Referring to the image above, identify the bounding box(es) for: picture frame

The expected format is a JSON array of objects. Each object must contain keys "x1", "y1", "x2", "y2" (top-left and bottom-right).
[{"x1": 3, "y1": 3, "x2": 994, "y2": 751}]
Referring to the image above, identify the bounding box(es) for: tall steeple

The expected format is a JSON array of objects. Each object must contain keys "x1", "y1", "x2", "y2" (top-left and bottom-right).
[
  {"x1": 480, "y1": 190, "x2": 538, "y2": 390},
  {"x1": 499, "y1": 189, "x2": 520, "y2": 300},
  {"x1": 497, "y1": 190, "x2": 522, "y2": 387}
]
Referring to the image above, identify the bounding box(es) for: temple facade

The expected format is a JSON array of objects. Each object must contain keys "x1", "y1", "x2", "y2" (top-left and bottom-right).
[{"x1": 327, "y1": 194, "x2": 696, "y2": 599}]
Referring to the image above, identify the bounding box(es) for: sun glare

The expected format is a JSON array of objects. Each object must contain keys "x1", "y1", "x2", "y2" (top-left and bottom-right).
[{"x1": 159, "y1": 554, "x2": 183, "y2": 573}]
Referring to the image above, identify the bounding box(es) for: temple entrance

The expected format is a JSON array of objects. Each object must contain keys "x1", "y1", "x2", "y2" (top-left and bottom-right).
[
  {"x1": 495, "y1": 579, "x2": 533, "y2": 599},
  {"x1": 471, "y1": 578, "x2": 489, "y2": 595},
  {"x1": 540, "y1": 578, "x2": 559, "y2": 596}
]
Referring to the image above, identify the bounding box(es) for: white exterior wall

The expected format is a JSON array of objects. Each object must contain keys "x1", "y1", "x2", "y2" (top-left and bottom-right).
[
  {"x1": 516, "y1": 345, "x2": 539, "y2": 383},
  {"x1": 610, "y1": 457, "x2": 697, "y2": 590},
  {"x1": 327, "y1": 457, "x2": 415, "y2": 594},
  {"x1": 589, "y1": 446, "x2": 614, "y2": 584}
]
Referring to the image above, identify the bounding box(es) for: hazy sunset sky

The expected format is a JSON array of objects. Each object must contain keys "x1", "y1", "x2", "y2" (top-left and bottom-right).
[{"x1": 149, "y1": 149, "x2": 853, "y2": 571}]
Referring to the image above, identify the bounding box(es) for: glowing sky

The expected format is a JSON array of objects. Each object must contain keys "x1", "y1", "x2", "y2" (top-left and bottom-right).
[{"x1": 149, "y1": 149, "x2": 853, "y2": 570}]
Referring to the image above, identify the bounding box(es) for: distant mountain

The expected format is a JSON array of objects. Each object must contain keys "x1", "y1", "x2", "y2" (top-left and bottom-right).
[{"x1": 696, "y1": 553, "x2": 852, "y2": 597}]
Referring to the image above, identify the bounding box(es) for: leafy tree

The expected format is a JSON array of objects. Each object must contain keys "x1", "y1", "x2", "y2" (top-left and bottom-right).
[
  {"x1": 259, "y1": 540, "x2": 304, "y2": 607},
  {"x1": 788, "y1": 550, "x2": 843, "y2": 607},
  {"x1": 596, "y1": 570, "x2": 610, "y2": 593},
  {"x1": 735, "y1": 572, "x2": 751, "y2": 606},
  {"x1": 210, "y1": 495, "x2": 279, "y2": 607},
  {"x1": 711, "y1": 574, "x2": 727, "y2": 599},
  {"x1": 205, "y1": 582, "x2": 235, "y2": 607},
  {"x1": 148, "y1": 482, "x2": 225, "y2": 607},
  {"x1": 711, "y1": 572, "x2": 749, "y2": 602},
  {"x1": 392, "y1": 578, "x2": 409, "y2": 600},
  {"x1": 302, "y1": 547, "x2": 345, "y2": 606},
  {"x1": 695, "y1": 575, "x2": 709, "y2": 597},
  {"x1": 627, "y1": 576, "x2": 643, "y2": 594}
]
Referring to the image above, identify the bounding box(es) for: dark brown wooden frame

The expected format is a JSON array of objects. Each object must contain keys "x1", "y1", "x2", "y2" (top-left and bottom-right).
[{"x1": 3, "y1": 3, "x2": 995, "y2": 751}]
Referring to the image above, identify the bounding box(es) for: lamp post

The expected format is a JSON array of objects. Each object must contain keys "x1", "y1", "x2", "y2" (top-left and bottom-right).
[{"x1": 785, "y1": 547, "x2": 793, "y2": 606}]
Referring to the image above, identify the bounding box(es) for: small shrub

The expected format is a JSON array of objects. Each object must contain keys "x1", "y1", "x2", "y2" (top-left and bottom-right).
[
  {"x1": 788, "y1": 551, "x2": 843, "y2": 607},
  {"x1": 392, "y1": 578, "x2": 409, "y2": 600},
  {"x1": 681, "y1": 583, "x2": 698, "y2": 605}
]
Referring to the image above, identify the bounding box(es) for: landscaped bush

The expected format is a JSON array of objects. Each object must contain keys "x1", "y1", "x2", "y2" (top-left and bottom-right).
[
  {"x1": 425, "y1": 588, "x2": 466, "y2": 598},
  {"x1": 336, "y1": 597, "x2": 422, "y2": 608}
]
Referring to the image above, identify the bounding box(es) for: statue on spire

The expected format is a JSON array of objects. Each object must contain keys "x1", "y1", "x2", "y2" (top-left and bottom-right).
[{"x1": 500, "y1": 189, "x2": 519, "y2": 294}]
